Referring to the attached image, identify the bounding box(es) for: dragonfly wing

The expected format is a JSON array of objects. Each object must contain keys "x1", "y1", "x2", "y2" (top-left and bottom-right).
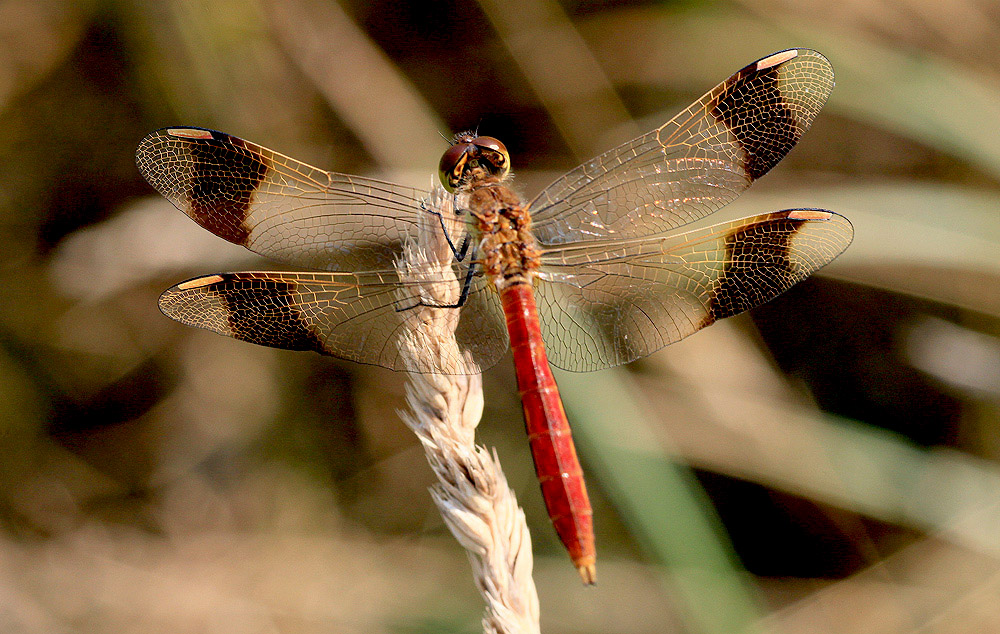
[
  {"x1": 137, "y1": 128, "x2": 458, "y2": 271},
  {"x1": 535, "y1": 209, "x2": 853, "y2": 371},
  {"x1": 158, "y1": 268, "x2": 506, "y2": 374},
  {"x1": 529, "y1": 49, "x2": 833, "y2": 244}
]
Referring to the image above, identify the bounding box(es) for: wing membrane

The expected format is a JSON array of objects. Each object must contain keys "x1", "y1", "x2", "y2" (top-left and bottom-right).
[
  {"x1": 159, "y1": 268, "x2": 506, "y2": 374},
  {"x1": 535, "y1": 209, "x2": 853, "y2": 371},
  {"x1": 529, "y1": 49, "x2": 834, "y2": 245},
  {"x1": 136, "y1": 128, "x2": 459, "y2": 271}
]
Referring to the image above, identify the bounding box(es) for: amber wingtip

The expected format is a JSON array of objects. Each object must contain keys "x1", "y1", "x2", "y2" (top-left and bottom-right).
[
  {"x1": 786, "y1": 209, "x2": 833, "y2": 221},
  {"x1": 577, "y1": 562, "x2": 597, "y2": 586},
  {"x1": 177, "y1": 274, "x2": 225, "y2": 290},
  {"x1": 756, "y1": 49, "x2": 798, "y2": 71},
  {"x1": 166, "y1": 127, "x2": 215, "y2": 139}
]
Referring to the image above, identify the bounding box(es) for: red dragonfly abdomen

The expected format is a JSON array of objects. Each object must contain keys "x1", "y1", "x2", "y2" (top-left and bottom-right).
[{"x1": 500, "y1": 281, "x2": 596, "y2": 584}]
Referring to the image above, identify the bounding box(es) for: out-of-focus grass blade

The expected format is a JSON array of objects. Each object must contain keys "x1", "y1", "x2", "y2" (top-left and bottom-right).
[
  {"x1": 760, "y1": 535, "x2": 1000, "y2": 632},
  {"x1": 264, "y1": 0, "x2": 446, "y2": 169},
  {"x1": 476, "y1": 0, "x2": 637, "y2": 158},
  {"x1": 126, "y1": 0, "x2": 318, "y2": 154},
  {"x1": 556, "y1": 368, "x2": 767, "y2": 634},
  {"x1": 637, "y1": 363, "x2": 1000, "y2": 557}
]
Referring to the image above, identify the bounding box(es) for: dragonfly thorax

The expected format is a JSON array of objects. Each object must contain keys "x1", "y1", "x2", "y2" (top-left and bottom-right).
[{"x1": 466, "y1": 177, "x2": 541, "y2": 290}]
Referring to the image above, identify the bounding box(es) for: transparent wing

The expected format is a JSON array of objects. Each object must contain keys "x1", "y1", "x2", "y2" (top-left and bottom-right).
[
  {"x1": 158, "y1": 268, "x2": 506, "y2": 374},
  {"x1": 529, "y1": 49, "x2": 834, "y2": 245},
  {"x1": 534, "y1": 209, "x2": 853, "y2": 371},
  {"x1": 136, "y1": 128, "x2": 462, "y2": 271}
]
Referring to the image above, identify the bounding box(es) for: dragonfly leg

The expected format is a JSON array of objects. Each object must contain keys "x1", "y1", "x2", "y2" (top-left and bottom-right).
[
  {"x1": 395, "y1": 262, "x2": 477, "y2": 312},
  {"x1": 450, "y1": 232, "x2": 471, "y2": 263},
  {"x1": 438, "y1": 261, "x2": 476, "y2": 308},
  {"x1": 422, "y1": 198, "x2": 470, "y2": 262}
]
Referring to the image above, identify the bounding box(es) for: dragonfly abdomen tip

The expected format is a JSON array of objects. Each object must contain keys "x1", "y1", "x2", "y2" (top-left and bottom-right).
[{"x1": 577, "y1": 561, "x2": 597, "y2": 586}]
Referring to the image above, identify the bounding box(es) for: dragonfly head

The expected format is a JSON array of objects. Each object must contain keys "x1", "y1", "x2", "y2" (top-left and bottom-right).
[{"x1": 439, "y1": 132, "x2": 510, "y2": 192}]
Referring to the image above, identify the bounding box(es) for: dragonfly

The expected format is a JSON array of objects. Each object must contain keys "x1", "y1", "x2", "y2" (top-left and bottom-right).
[{"x1": 137, "y1": 48, "x2": 852, "y2": 585}]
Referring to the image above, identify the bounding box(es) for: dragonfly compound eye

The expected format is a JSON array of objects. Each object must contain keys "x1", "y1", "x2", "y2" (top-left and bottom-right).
[
  {"x1": 438, "y1": 135, "x2": 511, "y2": 191},
  {"x1": 439, "y1": 142, "x2": 473, "y2": 192},
  {"x1": 472, "y1": 136, "x2": 510, "y2": 179}
]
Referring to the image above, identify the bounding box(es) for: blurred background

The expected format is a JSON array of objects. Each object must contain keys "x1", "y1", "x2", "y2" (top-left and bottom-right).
[{"x1": 2, "y1": 0, "x2": 1000, "y2": 632}]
